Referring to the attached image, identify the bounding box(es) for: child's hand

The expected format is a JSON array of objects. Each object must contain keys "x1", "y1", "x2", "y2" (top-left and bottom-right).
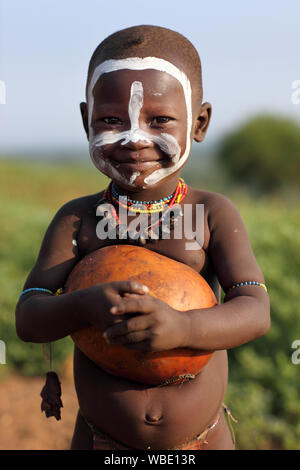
[
  {"x1": 102, "y1": 293, "x2": 190, "y2": 352},
  {"x1": 84, "y1": 281, "x2": 149, "y2": 332}
]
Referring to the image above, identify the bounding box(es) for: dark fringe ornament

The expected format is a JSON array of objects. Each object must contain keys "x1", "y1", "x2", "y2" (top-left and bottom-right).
[
  {"x1": 40, "y1": 292, "x2": 63, "y2": 420},
  {"x1": 40, "y1": 371, "x2": 63, "y2": 420}
]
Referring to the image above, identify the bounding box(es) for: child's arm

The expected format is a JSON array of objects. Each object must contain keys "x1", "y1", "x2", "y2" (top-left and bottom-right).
[
  {"x1": 102, "y1": 194, "x2": 270, "y2": 352},
  {"x1": 182, "y1": 193, "x2": 270, "y2": 350},
  {"x1": 15, "y1": 198, "x2": 148, "y2": 343}
]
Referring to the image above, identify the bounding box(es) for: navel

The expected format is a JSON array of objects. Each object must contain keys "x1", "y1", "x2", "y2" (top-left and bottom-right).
[{"x1": 144, "y1": 412, "x2": 164, "y2": 425}]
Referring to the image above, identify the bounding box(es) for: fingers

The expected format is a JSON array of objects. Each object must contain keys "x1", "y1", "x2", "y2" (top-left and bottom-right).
[
  {"x1": 125, "y1": 340, "x2": 151, "y2": 351},
  {"x1": 123, "y1": 292, "x2": 142, "y2": 298},
  {"x1": 110, "y1": 295, "x2": 153, "y2": 315},
  {"x1": 105, "y1": 329, "x2": 151, "y2": 346},
  {"x1": 104, "y1": 314, "x2": 152, "y2": 340},
  {"x1": 114, "y1": 280, "x2": 149, "y2": 296}
]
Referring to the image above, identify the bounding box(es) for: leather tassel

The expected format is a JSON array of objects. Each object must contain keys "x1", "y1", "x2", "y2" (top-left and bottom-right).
[
  {"x1": 40, "y1": 371, "x2": 63, "y2": 420},
  {"x1": 40, "y1": 294, "x2": 64, "y2": 421}
]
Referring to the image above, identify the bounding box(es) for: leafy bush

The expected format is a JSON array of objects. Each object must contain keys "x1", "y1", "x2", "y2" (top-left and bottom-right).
[{"x1": 216, "y1": 115, "x2": 300, "y2": 195}]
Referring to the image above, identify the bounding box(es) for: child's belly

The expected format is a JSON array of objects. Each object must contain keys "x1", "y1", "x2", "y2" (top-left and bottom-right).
[{"x1": 74, "y1": 347, "x2": 228, "y2": 449}]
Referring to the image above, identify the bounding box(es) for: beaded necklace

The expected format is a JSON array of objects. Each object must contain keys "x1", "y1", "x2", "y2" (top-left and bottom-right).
[
  {"x1": 108, "y1": 177, "x2": 187, "y2": 215},
  {"x1": 97, "y1": 177, "x2": 188, "y2": 245},
  {"x1": 111, "y1": 182, "x2": 175, "y2": 213}
]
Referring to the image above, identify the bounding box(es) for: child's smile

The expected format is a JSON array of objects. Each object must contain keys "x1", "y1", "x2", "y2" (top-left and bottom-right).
[{"x1": 87, "y1": 60, "x2": 191, "y2": 190}]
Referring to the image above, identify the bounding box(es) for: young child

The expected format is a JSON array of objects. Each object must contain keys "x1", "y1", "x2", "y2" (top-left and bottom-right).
[{"x1": 15, "y1": 25, "x2": 270, "y2": 450}]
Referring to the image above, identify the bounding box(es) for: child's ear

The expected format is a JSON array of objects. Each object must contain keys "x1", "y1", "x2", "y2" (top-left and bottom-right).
[
  {"x1": 193, "y1": 102, "x2": 212, "y2": 143},
  {"x1": 80, "y1": 102, "x2": 89, "y2": 140}
]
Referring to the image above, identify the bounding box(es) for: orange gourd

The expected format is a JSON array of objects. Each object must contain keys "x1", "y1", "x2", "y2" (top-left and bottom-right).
[{"x1": 65, "y1": 244, "x2": 217, "y2": 385}]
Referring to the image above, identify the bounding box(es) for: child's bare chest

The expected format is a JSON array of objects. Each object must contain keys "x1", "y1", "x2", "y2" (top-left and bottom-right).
[{"x1": 76, "y1": 199, "x2": 220, "y2": 300}]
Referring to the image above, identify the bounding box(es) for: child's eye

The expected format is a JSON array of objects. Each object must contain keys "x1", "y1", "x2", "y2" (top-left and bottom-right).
[
  {"x1": 101, "y1": 117, "x2": 123, "y2": 125},
  {"x1": 151, "y1": 116, "x2": 174, "y2": 126}
]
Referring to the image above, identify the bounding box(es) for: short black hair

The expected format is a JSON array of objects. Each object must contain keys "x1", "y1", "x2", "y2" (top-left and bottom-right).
[{"x1": 86, "y1": 25, "x2": 203, "y2": 101}]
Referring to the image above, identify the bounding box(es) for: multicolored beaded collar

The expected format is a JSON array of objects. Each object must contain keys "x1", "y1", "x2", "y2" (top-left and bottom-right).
[
  {"x1": 107, "y1": 177, "x2": 187, "y2": 215},
  {"x1": 111, "y1": 182, "x2": 175, "y2": 213},
  {"x1": 96, "y1": 177, "x2": 188, "y2": 245}
]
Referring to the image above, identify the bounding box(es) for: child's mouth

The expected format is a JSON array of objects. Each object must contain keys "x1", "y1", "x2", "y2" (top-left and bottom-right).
[
  {"x1": 113, "y1": 160, "x2": 162, "y2": 171},
  {"x1": 111, "y1": 156, "x2": 165, "y2": 171}
]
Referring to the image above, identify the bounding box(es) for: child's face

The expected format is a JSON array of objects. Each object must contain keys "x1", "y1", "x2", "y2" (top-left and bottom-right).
[{"x1": 82, "y1": 57, "x2": 210, "y2": 191}]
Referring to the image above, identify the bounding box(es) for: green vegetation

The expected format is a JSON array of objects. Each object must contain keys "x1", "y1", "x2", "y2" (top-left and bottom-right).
[
  {"x1": 0, "y1": 158, "x2": 299, "y2": 449},
  {"x1": 224, "y1": 199, "x2": 300, "y2": 449},
  {"x1": 216, "y1": 114, "x2": 300, "y2": 195}
]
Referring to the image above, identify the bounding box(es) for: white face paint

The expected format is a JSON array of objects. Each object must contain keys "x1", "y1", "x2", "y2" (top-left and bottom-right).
[
  {"x1": 92, "y1": 80, "x2": 181, "y2": 170},
  {"x1": 129, "y1": 171, "x2": 140, "y2": 184},
  {"x1": 127, "y1": 81, "x2": 144, "y2": 139},
  {"x1": 88, "y1": 57, "x2": 192, "y2": 187}
]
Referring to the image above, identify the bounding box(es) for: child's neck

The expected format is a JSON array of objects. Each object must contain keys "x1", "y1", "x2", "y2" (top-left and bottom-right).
[{"x1": 112, "y1": 173, "x2": 182, "y2": 203}]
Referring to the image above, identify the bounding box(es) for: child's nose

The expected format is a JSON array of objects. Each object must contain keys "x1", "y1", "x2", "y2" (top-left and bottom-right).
[{"x1": 122, "y1": 138, "x2": 154, "y2": 151}]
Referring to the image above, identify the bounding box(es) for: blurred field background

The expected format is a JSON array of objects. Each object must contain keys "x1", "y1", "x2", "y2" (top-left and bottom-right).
[
  {"x1": 1, "y1": 0, "x2": 300, "y2": 451},
  {"x1": 0, "y1": 146, "x2": 299, "y2": 450}
]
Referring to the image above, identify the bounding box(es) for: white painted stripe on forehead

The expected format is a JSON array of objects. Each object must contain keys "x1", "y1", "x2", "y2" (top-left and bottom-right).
[
  {"x1": 88, "y1": 57, "x2": 193, "y2": 183},
  {"x1": 89, "y1": 57, "x2": 191, "y2": 97}
]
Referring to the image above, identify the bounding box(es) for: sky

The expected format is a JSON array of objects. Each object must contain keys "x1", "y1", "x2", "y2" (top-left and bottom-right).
[{"x1": 0, "y1": 0, "x2": 300, "y2": 157}]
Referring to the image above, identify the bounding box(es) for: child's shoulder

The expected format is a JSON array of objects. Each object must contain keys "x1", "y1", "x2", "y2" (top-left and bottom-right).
[
  {"x1": 46, "y1": 190, "x2": 105, "y2": 243},
  {"x1": 189, "y1": 187, "x2": 244, "y2": 236},
  {"x1": 190, "y1": 187, "x2": 239, "y2": 213},
  {"x1": 55, "y1": 190, "x2": 105, "y2": 219}
]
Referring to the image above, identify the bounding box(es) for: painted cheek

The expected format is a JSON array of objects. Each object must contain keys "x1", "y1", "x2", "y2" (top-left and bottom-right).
[{"x1": 153, "y1": 133, "x2": 181, "y2": 163}]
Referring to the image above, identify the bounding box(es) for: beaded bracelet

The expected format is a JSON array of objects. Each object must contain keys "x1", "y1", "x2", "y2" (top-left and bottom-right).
[
  {"x1": 226, "y1": 281, "x2": 267, "y2": 294},
  {"x1": 19, "y1": 287, "x2": 63, "y2": 299}
]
